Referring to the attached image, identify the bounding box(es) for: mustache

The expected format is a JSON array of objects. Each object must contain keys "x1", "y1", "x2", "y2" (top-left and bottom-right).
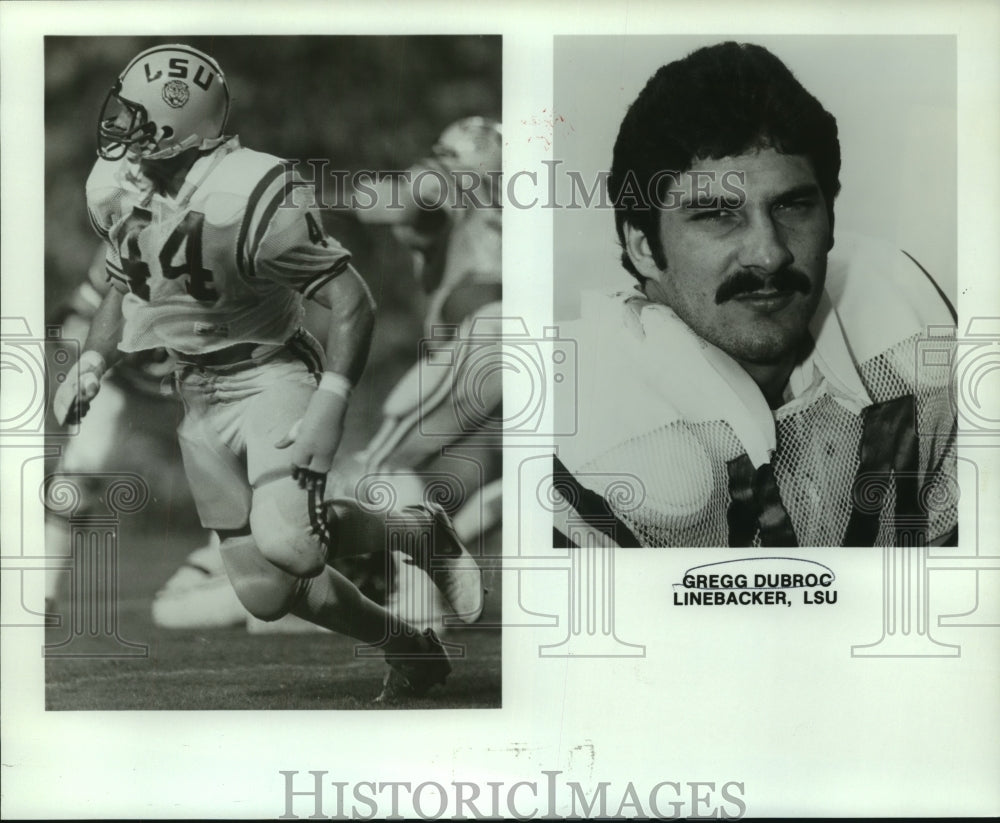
[{"x1": 714, "y1": 268, "x2": 813, "y2": 304}]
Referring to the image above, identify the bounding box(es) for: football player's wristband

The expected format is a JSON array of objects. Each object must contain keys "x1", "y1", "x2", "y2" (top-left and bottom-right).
[
  {"x1": 80, "y1": 350, "x2": 108, "y2": 379},
  {"x1": 317, "y1": 371, "x2": 352, "y2": 400}
]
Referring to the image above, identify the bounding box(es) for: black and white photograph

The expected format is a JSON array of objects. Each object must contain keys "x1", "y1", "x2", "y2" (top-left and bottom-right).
[
  {"x1": 2, "y1": 2, "x2": 998, "y2": 820},
  {"x1": 38, "y1": 34, "x2": 502, "y2": 710},
  {"x1": 551, "y1": 35, "x2": 958, "y2": 548}
]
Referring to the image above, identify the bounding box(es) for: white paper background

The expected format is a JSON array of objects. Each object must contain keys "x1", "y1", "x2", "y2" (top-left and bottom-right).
[{"x1": 2, "y1": 1, "x2": 998, "y2": 818}]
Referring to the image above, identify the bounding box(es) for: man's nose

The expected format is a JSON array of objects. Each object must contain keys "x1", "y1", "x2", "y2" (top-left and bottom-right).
[{"x1": 737, "y1": 215, "x2": 794, "y2": 275}]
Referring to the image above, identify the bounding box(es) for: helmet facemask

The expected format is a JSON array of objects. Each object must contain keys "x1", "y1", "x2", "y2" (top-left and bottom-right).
[{"x1": 97, "y1": 83, "x2": 160, "y2": 161}]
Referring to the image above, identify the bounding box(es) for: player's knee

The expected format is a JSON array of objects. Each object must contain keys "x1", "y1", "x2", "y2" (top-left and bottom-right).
[
  {"x1": 229, "y1": 574, "x2": 300, "y2": 622},
  {"x1": 251, "y1": 517, "x2": 326, "y2": 577},
  {"x1": 218, "y1": 532, "x2": 307, "y2": 621},
  {"x1": 253, "y1": 524, "x2": 325, "y2": 578},
  {"x1": 250, "y1": 482, "x2": 326, "y2": 577}
]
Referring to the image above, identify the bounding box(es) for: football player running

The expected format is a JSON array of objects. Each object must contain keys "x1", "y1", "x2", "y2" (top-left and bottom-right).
[
  {"x1": 154, "y1": 116, "x2": 504, "y2": 635},
  {"x1": 53, "y1": 44, "x2": 483, "y2": 700}
]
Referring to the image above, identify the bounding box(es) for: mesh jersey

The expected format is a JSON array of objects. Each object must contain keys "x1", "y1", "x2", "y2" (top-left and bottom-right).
[
  {"x1": 553, "y1": 236, "x2": 957, "y2": 548},
  {"x1": 86, "y1": 137, "x2": 351, "y2": 354},
  {"x1": 565, "y1": 336, "x2": 956, "y2": 547}
]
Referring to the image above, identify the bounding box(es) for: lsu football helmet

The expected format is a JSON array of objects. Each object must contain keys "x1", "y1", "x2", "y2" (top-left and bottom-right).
[
  {"x1": 432, "y1": 116, "x2": 502, "y2": 177},
  {"x1": 97, "y1": 44, "x2": 230, "y2": 161}
]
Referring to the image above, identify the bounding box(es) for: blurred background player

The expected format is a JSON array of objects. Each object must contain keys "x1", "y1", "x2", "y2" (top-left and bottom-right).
[
  {"x1": 53, "y1": 43, "x2": 483, "y2": 698},
  {"x1": 362, "y1": 116, "x2": 502, "y2": 335},
  {"x1": 154, "y1": 116, "x2": 504, "y2": 633},
  {"x1": 353, "y1": 117, "x2": 503, "y2": 472},
  {"x1": 347, "y1": 117, "x2": 503, "y2": 625}
]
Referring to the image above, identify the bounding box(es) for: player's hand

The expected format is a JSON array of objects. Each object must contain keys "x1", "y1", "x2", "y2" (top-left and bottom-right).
[
  {"x1": 275, "y1": 389, "x2": 348, "y2": 490},
  {"x1": 53, "y1": 351, "x2": 106, "y2": 426}
]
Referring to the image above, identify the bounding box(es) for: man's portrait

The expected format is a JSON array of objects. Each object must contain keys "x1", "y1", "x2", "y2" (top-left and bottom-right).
[{"x1": 552, "y1": 36, "x2": 958, "y2": 548}]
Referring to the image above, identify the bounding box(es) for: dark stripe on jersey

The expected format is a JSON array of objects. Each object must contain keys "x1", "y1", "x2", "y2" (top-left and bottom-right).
[
  {"x1": 725, "y1": 455, "x2": 799, "y2": 548},
  {"x1": 105, "y1": 259, "x2": 127, "y2": 284},
  {"x1": 285, "y1": 330, "x2": 324, "y2": 376},
  {"x1": 901, "y1": 250, "x2": 957, "y2": 323},
  {"x1": 247, "y1": 179, "x2": 301, "y2": 279},
  {"x1": 551, "y1": 454, "x2": 642, "y2": 548},
  {"x1": 301, "y1": 258, "x2": 352, "y2": 300},
  {"x1": 842, "y1": 394, "x2": 925, "y2": 547},
  {"x1": 236, "y1": 163, "x2": 286, "y2": 281},
  {"x1": 88, "y1": 209, "x2": 110, "y2": 241}
]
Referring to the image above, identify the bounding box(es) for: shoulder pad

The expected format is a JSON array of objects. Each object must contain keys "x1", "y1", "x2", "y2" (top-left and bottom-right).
[
  {"x1": 84, "y1": 158, "x2": 128, "y2": 239},
  {"x1": 827, "y1": 232, "x2": 955, "y2": 362},
  {"x1": 204, "y1": 147, "x2": 290, "y2": 198},
  {"x1": 196, "y1": 148, "x2": 294, "y2": 229}
]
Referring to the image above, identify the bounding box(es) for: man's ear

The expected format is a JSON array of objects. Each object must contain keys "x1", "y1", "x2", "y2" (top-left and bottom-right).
[{"x1": 624, "y1": 222, "x2": 664, "y2": 280}]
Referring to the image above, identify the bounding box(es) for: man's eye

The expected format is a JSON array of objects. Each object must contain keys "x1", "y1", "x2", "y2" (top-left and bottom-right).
[
  {"x1": 691, "y1": 209, "x2": 733, "y2": 222},
  {"x1": 776, "y1": 198, "x2": 815, "y2": 213}
]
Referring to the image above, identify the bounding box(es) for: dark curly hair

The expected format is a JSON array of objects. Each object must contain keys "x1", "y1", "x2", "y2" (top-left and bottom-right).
[{"x1": 609, "y1": 42, "x2": 841, "y2": 279}]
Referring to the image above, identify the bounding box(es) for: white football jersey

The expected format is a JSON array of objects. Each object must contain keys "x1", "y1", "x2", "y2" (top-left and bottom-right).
[
  {"x1": 553, "y1": 234, "x2": 957, "y2": 547},
  {"x1": 86, "y1": 137, "x2": 351, "y2": 354}
]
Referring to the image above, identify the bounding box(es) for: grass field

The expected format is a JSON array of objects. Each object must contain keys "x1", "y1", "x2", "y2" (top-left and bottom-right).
[{"x1": 44, "y1": 523, "x2": 502, "y2": 711}]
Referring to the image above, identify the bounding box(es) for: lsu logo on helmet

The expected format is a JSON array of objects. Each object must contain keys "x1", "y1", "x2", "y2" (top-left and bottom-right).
[
  {"x1": 161, "y1": 79, "x2": 190, "y2": 109},
  {"x1": 97, "y1": 44, "x2": 230, "y2": 161}
]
